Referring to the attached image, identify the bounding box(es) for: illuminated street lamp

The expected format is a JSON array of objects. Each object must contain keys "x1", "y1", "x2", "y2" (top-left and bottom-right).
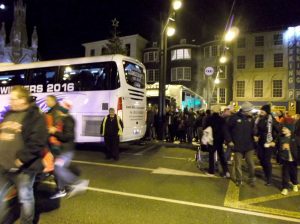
[
  {"x1": 0, "y1": 4, "x2": 5, "y2": 10},
  {"x1": 224, "y1": 26, "x2": 239, "y2": 42},
  {"x1": 158, "y1": 0, "x2": 182, "y2": 140},
  {"x1": 219, "y1": 55, "x2": 227, "y2": 64}
]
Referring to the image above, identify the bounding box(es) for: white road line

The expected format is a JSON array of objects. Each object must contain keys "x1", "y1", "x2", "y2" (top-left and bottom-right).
[{"x1": 85, "y1": 186, "x2": 300, "y2": 223}]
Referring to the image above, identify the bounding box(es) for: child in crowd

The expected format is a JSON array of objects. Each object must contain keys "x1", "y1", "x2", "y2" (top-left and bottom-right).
[{"x1": 279, "y1": 126, "x2": 298, "y2": 195}]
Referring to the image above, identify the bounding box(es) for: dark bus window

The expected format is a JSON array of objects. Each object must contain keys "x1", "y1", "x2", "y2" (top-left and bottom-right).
[
  {"x1": 123, "y1": 61, "x2": 145, "y2": 89},
  {"x1": 59, "y1": 62, "x2": 120, "y2": 91},
  {"x1": 27, "y1": 67, "x2": 58, "y2": 86},
  {"x1": 0, "y1": 70, "x2": 26, "y2": 87}
]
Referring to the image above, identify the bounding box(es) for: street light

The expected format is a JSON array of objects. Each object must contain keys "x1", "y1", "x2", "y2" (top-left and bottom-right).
[
  {"x1": 219, "y1": 55, "x2": 227, "y2": 64},
  {"x1": 158, "y1": 0, "x2": 182, "y2": 140},
  {"x1": 0, "y1": 4, "x2": 5, "y2": 10},
  {"x1": 224, "y1": 27, "x2": 239, "y2": 42}
]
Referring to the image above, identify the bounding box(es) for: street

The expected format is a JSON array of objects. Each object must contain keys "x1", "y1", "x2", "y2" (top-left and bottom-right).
[{"x1": 36, "y1": 142, "x2": 300, "y2": 224}]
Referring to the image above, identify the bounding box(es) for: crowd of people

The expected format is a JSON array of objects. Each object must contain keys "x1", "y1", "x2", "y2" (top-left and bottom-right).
[{"x1": 146, "y1": 102, "x2": 300, "y2": 195}]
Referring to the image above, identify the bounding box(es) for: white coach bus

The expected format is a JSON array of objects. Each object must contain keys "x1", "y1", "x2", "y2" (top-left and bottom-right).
[{"x1": 0, "y1": 55, "x2": 147, "y2": 142}]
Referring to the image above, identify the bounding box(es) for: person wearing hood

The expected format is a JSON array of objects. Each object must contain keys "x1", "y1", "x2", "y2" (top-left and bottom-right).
[{"x1": 254, "y1": 104, "x2": 281, "y2": 186}]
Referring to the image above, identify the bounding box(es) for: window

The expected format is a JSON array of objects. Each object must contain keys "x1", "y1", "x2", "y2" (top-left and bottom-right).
[
  {"x1": 272, "y1": 80, "x2": 282, "y2": 97},
  {"x1": 144, "y1": 51, "x2": 158, "y2": 63},
  {"x1": 218, "y1": 65, "x2": 226, "y2": 79},
  {"x1": 218, "y1": 88, "x2": 226, "y2": 104},
  {"x1": 274, "y1": 53, "x2": 283, "y2": 67},
  {"x1": 171, "y1": 67, "x2": 192, "y2": 81},
  {"x1": 237, "y1": 38, "x2": 246, "y2": 48},
  {"x1": 237, "y1": 56, "x2": 246, "y2": 69},
  {"x1": 274, "y1": 34, "x2": 283, "y2": 45},
  {"x1": 0, "y1": 70, "x2": 26, "y2": 88},
  {"x1": 204, "y1": 46, "x2": 210, "y2": 58},
  {"x1": 255, "y1": 36, "x2": 264, "y2": 47},
  {"x1": 123, "y1": 61, "x2": 145, "y2": 89},
  {"x1": 236, "y1": 81, "x2": 245, "y2": 97},
  {"x1": 171, "y1": 48, "x2": 191, "y2": 61},
  {"x1": 254, "y1": 80, "x2": 263, "y2": 97},
  {"x1": 28, "y1": 67, "x2": 58, "y2": 88},
  {"x1": 255, "y1": 54, "x2": 264, "y2": 68},
  {"x1": 125, "y1": 44, "x2": 131, "y2": 56},
  {"x1": 147, "y1": 69, "x2": 159, "y2": 82},
  {"x1": 59, "y1": 62, "x2": 120, "y2": 91},
  {"x1": 90, "y1": 49, "x2": 95, "y2": 56},
  {"x1": 211, "y1": 90, "x2": 217, "y2": 104},
  {"x1": 212, "y1": 46, "x2": 218, "y2": 56}
]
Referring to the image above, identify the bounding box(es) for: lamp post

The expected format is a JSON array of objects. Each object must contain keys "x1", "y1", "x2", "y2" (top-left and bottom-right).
[{"x1": 158, "y1": 0, "x2": 182, "y2": 140}]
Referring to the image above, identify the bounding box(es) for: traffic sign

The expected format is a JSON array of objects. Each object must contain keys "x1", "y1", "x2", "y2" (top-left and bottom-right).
[{"x1": 205, "y1": 67, "x2": 214, "y2": 76}]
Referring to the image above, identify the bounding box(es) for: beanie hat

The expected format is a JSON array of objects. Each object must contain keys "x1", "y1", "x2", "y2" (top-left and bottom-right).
[
  {"x1": 261, "y1": 104, "x2": 271, "y2": 114},
  {"x1": 240, "y1": 101, "x2": 253, "y2": 112}
]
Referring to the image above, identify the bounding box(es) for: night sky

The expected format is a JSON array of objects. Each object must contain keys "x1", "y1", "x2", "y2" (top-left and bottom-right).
[{"x1": 0, "y1": 0, "x2": 300, "y2": 60}]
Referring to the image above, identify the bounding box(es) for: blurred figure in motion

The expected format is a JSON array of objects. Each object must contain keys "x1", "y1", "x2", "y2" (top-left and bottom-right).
[
  {"x1": 49, "y1": 101, "x2": 89, "y2": 199},
  {"x1": 0, "y1": 86, "x2": 48, "y2": 224},
  {"x1": 101, "y1": 108, "x2": 123, "y2": 161}
]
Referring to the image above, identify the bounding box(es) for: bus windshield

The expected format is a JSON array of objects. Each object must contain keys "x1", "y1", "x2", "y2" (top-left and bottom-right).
[{"x1": 123, "y1": 61, "x2": 145, "y2": 89}]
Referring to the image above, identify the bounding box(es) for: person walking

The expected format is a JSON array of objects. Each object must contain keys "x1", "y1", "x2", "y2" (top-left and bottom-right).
[
  {"x1": 101, "y1": 108, "x2": 123, "y2": 161},
  {"x1": 225, "y1": 102, "x2": 256, "y2": 187},
  {"x1": 255, "y1": 104, "x2": 280, "y2": 186},
  {"x1": 49, "y1": 101, "x2": 89, "y2": 199},
  {"x1": 0, "y1": 86, "x2": 48, "y2": 224}
]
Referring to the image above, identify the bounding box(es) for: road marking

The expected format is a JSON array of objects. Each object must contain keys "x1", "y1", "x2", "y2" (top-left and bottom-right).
[
  {"x1": 134, "y1": 145, "x2": 156, "y2": 155},
  {"x1": 72, "y1": 160, "x2": 216, "y2": 178},
  {"x1": 162, "y1": 156, "x2": 192, "y2": 161},
  {"x1": 86, "y1": 185, "x2": 300, "y2": 223},
  {"x1": 241, "y1": 191, "x2": 300, "y2": 205},
  {"x1": 224, "y1": 180, "x2": 300, "y2": 219}
]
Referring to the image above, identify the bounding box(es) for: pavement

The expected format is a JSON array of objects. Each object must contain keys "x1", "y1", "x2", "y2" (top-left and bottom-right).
[{"x1": 29, "y1": 141, "x2": 300, "y2": 224}]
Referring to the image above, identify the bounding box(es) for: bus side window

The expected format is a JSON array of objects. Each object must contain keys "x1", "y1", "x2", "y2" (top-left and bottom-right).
[
  {"x1": 0, "y1": 70, "x2": 26, "y2": 87},
  {"x1": 28, "y1": 67, "x2": 58, "y2": 89}
]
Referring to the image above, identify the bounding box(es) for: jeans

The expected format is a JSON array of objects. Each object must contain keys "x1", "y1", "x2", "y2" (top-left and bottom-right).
[
  {"x1": 282, "y1": 160, "x2": 298, "y2": 189},
  {"x1": 257, "y1": 145, "x2": 274, "y2": 183},
  {"x1": 208, "y1": 143, "x2": 229, "y2": 175},
  {"x1": 54, "y1": 151, "x2": 78, "y2": 190},
  {"x1": 9, "y1": 171, "x2": 36, "y2": 224}
]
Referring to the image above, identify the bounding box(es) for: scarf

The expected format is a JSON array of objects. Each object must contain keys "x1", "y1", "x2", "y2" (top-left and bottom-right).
[{"x1": 266, "y1": 115, "x2": 273, "y2": 143}]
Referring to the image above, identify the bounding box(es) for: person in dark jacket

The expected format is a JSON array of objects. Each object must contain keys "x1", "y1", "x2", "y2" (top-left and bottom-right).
[
  {"x1": 205, "y1": 111, "x2": 229, "y2": 177},
  {"x1": 254, "y1": 104, "x2": 281, "y2": 186},
  {"x1": 49, "y1": 101, "x2": 89, "y2": 199},
  {"x1": 279, "y1": 126, "x2": 298, "y2": 195},
  {"x1": 0, "y1": 86, "x2": 48, "y2": 224},
  {"x1": 101, "y1": 108, "x2": 123, "y2": 161},
  {"x1": 225, "y1": 101, "x2": 256, "y2": 187}
]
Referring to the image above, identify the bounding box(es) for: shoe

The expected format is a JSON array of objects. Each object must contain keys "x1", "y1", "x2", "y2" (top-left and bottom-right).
[
  {"x1": 293, "y1": 185, "x2": 299, "y2": 192},
  {"x1": 50, "y1": 190, "x2": 67, "y2": 199},
  {"x1": 225, "y1": 172, "x2": 231, "y2": 178},
  {"x1": 68, "y1": 179, "x2": 89, "y2": 198},
  {"x1": 281, "y1": 188, "x2": 288, "y2": 195},
  {"x1": 265, "y1": 182, "x2": 272, "y2": 186}
]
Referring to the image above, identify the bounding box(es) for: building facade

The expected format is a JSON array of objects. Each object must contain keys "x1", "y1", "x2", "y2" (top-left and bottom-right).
[
  {"x1": 232, "y1": 28, "x2": 293, "y2": 112},
  {"x1": 0, "y1": 0, "x2": 38, "y2": 64},
  {"x1": 82, "y1": 34, "x2": 148, "y2": 62}
]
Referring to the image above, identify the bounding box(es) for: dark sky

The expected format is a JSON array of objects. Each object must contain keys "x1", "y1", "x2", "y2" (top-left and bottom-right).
[{"x1": 1, "y1": 0, "x2": 300, "y2": 60}]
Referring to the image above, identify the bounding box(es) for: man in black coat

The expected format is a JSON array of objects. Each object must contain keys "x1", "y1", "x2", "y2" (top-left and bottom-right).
[
  {"x1": 0, "y1": 86, "x2": 48, "y2": 224},
  {"x1": 101, "y1": 108, "x2": 123, "y2": 161},
  {"x1": 255, "y1": 104, "x2": 280, "y2": 186},
  {"x1": 225, "y1": 101, "x2": 256, "y2": 186}
]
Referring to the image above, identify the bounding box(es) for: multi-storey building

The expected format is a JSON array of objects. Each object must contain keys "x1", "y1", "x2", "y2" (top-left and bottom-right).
[
  {"x1": 82, "y1": 34, "x2": 148, "y2": 62},
  {"x1": 199, "y1": 39, "x2": 233, "y2": 107},
  {"x1": 232, "y1": 27, "x2": 300, "y2": 113}
]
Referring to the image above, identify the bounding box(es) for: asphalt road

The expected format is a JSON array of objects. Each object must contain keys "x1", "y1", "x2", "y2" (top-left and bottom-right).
[{"x1": 29, "y1": 141, "x2": 300, "y2": 224}]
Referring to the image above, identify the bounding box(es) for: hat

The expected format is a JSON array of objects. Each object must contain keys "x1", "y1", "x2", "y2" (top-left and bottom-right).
[
  {"x1": 261, "y1": 104, "x2": 271, "y2": 114},
  {"x1": 240, "y1": 101, "x2": 254, "y2": 112}
]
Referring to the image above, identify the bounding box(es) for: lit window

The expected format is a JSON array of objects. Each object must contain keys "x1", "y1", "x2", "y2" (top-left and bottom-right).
[
  {"x1": 254, "y1": 80, "x2": 263, "y2": 97},
  {"x1": 170, "y1": 67, "x2": 192, "y2": 81},
  {"x1": 272, "y1": 80, "x2": 282, "y2": 97},
  {"x1": 236, "y1": 81, "x2": 245, "y2": 97},
  {"x1": 218, "y1": 88, "x2": 226, "y2": 104},
  {"x1": 171, "y1": 49, "x2": 192, "y2": 61}
]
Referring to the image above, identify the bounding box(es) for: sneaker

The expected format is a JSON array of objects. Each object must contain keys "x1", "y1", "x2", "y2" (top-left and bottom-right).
[
  {"x1": 68, "y1": 179, "x2": 89, "y2": 198},
  {"x1": 293, "y1": 185, "x2": 299, "y2": 192},
  {"x1": 281, "y1": 188, "x2": 288, "y2": 195},
  {"x1": 50, "y1": 190, "x2": 67, "y2": 199},
  {"x1": 225, "y1": 172, "x2": 231, "y2": 178}
]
